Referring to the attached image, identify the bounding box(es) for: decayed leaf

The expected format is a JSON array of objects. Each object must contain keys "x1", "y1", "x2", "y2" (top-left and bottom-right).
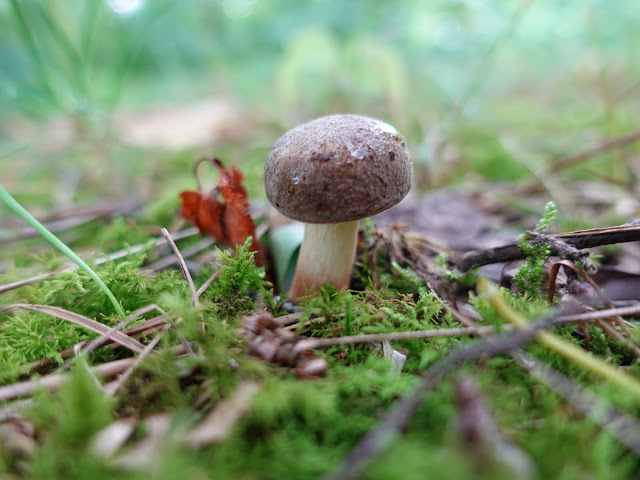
[{"x1": 179, "y1": 158, "x2": 263, "y2": 265}]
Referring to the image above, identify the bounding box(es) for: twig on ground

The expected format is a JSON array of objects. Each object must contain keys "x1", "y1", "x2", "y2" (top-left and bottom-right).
[
  {"x1": 551, "y1": 130, "x2": 640, "y2": 172},
  {"x1": 321, "y1": 316, "x2": 556, "y2": 480},
  {"x1": 323, "y1": 287, "x2": 640, "y2": 479},
  {"x1": 291, "y1": 325, "x2": 496, "y2": 355},
  {"x1": 0, "y1": 344, "x2": 190, "y2": 402},
  {"x1": 512, "y1": 349, "x2": 640, "y2": 456},
  {"x1": 196, "y1": 269, "x2": 221, "y2": 300},
  {"x1": 455, "y1": 221, "x2": 640, "y2": 272}
]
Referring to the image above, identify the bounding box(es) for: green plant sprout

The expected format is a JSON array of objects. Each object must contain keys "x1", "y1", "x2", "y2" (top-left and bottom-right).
[
  {"x1": 514, "y1": 201, "x2": 557, "y2": 295},
  {"x1": 0, "y1": 185, "x2": 126, "y2": 319}
]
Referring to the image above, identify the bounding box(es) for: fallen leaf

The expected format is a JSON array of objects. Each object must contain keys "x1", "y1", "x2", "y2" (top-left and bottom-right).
[{"x1": 179, "y1": 158, "x2": 263, "y2": 265}]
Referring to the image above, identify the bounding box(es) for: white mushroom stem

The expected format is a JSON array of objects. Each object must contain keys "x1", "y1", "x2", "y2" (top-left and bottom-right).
[{"x1": 288, "y1": 221, "x2": 359, "y2": 300}]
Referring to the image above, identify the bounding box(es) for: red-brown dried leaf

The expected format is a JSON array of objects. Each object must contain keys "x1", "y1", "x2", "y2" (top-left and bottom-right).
[
  {"x1": 179, "y1": 158, "x2": 263, "y2": 265},
  {"x1": 179, "y1": 190, "x2": 226, "y2": 241}
]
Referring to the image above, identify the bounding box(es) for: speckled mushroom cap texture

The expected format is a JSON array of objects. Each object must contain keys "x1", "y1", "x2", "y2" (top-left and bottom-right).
[{"x1": 264, "y1": 114, "x2": 412, "y2": 224}]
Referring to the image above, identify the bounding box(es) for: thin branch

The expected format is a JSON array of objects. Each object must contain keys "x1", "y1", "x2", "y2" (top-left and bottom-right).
[
  {"x1": 321, "y1": 318, "x2": 555, "y2": 480},
  {"x1": 292, "y1": 325, "x2": 496, "y2": 355},
  {"x1": 455, "y1": 221, "x2": 640, "y2": 272},
  {"x1": 516, "y1": 129, "x2": 640, "y2": 194},
  {"x1": 512, "y1": 350, "x2": 640, "y2": 455},
  {"x1": 0, "y1": 344, "x2": 190, "y2": 402}
]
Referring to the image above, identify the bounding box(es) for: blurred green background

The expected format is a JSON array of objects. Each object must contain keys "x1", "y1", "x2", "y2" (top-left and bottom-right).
[{"x1": 1, "y1": 0, "x2": 639, "y2": 221}]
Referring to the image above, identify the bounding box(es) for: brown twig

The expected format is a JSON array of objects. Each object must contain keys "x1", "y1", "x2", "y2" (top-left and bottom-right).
[
  {"x1": 0, "y1": 344, "x2": 190, "y2": 402},
  {"x1": 455, "y1": 221, "x2": 640, "y2": 272},
  {"x1": 322, "y1": 307, "x2": 640, "y2": 479},
  {"x1": 292, "y1": 325, "x2": 496, "y2": 355},
  {"x1": 321, "y1": 317, "x2": 556, "y2": 480}
]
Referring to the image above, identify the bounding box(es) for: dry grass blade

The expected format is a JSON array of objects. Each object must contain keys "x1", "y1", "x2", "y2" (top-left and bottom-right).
[
  {"x1": 0, "y1": 272, "x2": 56, "y2": 294},
  {"x1": 79, "y1": 304, "x2": 167, "y2": 356},
  {"x1": 195, "y1": 269, "x2": 221, "y2": 299},
  {"x1": 185, "y1": 381, "x2": 261, "y2": 448},
  {"x1": 161, "y1": 227, "x2": 199, "y2": 306},
  {"x1": 2, "y1": 304, "x2": 145, "y2": 353},
  {"x1": 25, "y1": 315, "x2": 169, "y2": 374},
  {"x1": 55, "y1": 304, "x2": 165, "y2": 374}
]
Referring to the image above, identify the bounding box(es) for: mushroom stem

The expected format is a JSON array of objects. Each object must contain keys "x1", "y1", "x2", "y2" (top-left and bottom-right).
[{"x1": 288, "y1": 221, "x2": 359, "y2": 300}]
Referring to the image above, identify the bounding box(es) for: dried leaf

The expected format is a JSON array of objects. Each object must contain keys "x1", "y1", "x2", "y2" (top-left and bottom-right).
[
  {"x1": 179, "y1": 158, "x2": 263, "y2": 265},
  {"x1": 178, "y1": 190, "x2": 226, "y2": 241}
]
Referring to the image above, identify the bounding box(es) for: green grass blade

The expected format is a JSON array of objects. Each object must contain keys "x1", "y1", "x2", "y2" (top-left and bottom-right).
[
  {"x1": 8, "y1": 0, "x2": 64, "y2": 110},
  {"x1": 0, "y1": 185, "x2": 126, "y2": 319}
]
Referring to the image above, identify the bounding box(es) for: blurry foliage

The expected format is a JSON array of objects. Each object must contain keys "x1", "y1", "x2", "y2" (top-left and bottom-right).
[{"x1": 1, "y1": 0, "x2": 640, "y2": 218}]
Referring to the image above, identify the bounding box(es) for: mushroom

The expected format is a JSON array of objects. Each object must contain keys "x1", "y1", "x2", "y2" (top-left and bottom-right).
[{"x1": 264, "y1": 114, "x2": 412, "y2": 300}]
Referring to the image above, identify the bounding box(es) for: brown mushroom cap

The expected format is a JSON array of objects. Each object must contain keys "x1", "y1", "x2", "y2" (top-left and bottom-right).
[{"x1": 264, "y1": 114, "x2": 412, "y2": 224}]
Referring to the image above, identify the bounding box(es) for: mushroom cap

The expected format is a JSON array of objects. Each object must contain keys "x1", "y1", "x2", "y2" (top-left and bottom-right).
[{"x1": 264, "y1": 114, "x2": 412, "y2": 224}]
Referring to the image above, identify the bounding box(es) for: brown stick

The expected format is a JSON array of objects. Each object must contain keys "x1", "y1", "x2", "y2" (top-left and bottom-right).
[
  {"x1": 455, "y1": 221, "x2": 640, "y2": 272},
  {"x1": 292, "y1": 326, "x2": 496, "y2": 355}
]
